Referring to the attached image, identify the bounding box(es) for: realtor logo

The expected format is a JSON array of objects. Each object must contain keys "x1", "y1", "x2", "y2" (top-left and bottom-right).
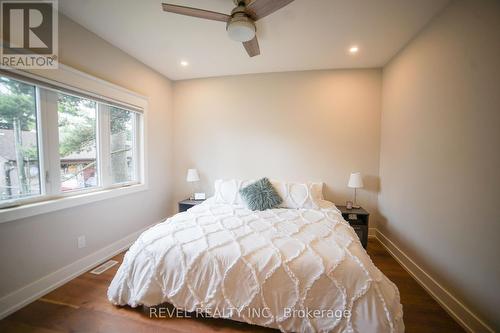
[{"x1": 1, "y1": 0, "x2": 58, "y2": 69}]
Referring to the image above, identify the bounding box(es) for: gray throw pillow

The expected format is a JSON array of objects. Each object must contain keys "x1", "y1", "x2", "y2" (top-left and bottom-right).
[{"x1": 239, "y1": 177, "x2": 283, "y2": 211}]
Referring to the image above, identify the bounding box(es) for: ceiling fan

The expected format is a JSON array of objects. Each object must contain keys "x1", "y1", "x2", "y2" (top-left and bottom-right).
[{"x1": 161, "y1": 0, "x2": 295, "y2": 57}]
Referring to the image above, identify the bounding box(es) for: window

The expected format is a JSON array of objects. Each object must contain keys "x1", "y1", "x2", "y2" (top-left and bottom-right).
[
  {"x1": 0, "y1": 77, "x2": 41, "y2": 202},
  {"x1": 58, "y1": 93, "x2": 98, "y2": 191},
  {"x1": 0, "y1": 72, "x2": 144, "y2": 211},
  {"x1": 109, "y1": 106, "x2": 136, "y2": 184}
]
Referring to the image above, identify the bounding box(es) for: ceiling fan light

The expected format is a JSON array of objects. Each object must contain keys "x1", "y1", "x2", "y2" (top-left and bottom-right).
[{"x1": 227, "y1": 17, "x2": 255, "y2": 42}]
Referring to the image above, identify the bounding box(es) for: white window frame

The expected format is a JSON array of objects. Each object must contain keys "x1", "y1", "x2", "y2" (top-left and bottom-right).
[{"x1": 0, "y1": 65, "x2": 148, "y2": 223}]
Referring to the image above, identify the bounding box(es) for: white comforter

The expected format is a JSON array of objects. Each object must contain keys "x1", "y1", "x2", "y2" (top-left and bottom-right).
[{"x1": 108, "y1": 199, "x2": 404, "y2": 332}]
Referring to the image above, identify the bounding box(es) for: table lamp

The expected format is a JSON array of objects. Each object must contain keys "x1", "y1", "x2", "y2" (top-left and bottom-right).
[
  {"x1": 348, "y1": 172, "x2": 363, "y2": 209},
  {"x1": 186, "y1": 168, "x2": 200, "y2": 200}
]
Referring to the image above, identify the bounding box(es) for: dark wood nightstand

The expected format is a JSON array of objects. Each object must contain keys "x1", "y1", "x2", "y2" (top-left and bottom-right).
[
  {"x1": 337, "y1": 205, "x2": 369, "y2": 249},
  {"x1": 178, "y1": 199, "x2": 205, "y2": 212}
]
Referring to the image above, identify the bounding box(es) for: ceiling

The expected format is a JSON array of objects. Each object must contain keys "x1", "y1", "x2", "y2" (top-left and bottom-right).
[{"x1": 59, "y1": 0, "x2": 449, "y2": 80}]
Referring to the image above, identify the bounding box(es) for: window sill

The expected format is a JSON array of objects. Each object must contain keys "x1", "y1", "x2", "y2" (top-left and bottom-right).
[{"x1": 0, "y1": 184, "x2": 148, "y2": 224}]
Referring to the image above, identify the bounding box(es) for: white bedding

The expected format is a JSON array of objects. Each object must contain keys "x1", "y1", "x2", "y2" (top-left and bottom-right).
[{"x1": 108, "y1": 199, "x2": 404, "y2": 332}]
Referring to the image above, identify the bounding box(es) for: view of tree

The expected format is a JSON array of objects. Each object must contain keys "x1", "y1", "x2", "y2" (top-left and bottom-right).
[
  {"x1": 0, "y1": 78, "x2": 37, "y2": 196},
  {"x1": 57, "y1": 94, "x2": 96, "y2": 158}
]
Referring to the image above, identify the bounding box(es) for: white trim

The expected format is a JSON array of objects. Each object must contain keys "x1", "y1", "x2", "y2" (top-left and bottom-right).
[
  {"x1": 97, "y1": 104, "x2": 111, "y2": 188},
  {"x1": 0, "y1": 221, "x2": 160, "y2": 319},
  {"x1": 137, "y1": 106, "x2": 148, "y2": 187},
  {"x1": 0, "y1": 183, "x2": 147, "y2": 223},
  {"x1": 132, "y1": 112, "x2": 141, "y2": 183},
  {"x1": 3, "y1": 64, "x2": 148, "y2": 112},
  {"x1": 42, "y1": 89, "x2": 62, "y2": 195},
  {"x1": 35, "y1": 87, "x2": 47, "y2": 196},
  {"x1": 374, "y1": 229, "x2": 494, "y2": 333}
]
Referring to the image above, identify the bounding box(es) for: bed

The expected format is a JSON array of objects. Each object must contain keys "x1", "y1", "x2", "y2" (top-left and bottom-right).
[{"x1": 108, "y1": 180, "x2": 404, "y2": 332}]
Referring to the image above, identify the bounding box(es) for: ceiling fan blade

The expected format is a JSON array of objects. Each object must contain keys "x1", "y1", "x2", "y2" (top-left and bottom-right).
[
  {"x1": 161, "y1": 3, "x2": 230, "y2": 22},
  {"x1": 246, "y1": 0, "x2": 294, "y2": 21},
  {"x1": 243, "y1": 36, "x2": 260, "y2": 57}
]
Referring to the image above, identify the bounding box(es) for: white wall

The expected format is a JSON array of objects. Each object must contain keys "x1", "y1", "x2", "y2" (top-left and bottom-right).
[
  {"x1": 379, "y1": 0, "x2": 500, "y2": 329},
  {"x1": 0, "y1": 15, "x2": 174, "y2": 298},
  {"x1": 173, "y1": 70, "x2": 382, "y2": 221}
]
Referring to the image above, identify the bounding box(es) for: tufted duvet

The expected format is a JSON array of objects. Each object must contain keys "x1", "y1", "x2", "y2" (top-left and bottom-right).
[{"x1": 108, "y1": 199, "x2": 404, "y2": 332}]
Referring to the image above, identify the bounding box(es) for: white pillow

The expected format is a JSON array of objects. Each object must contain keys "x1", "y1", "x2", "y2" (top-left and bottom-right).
[
  {"x1": 270, "y1": 180, "x2": 324, "y2": 209},
  {"x1": 213, "y1": 179, "x2": 255, "y2": 205},
  {"x1": 213, "y1": 178, "x2": 324, "y2": 209}
]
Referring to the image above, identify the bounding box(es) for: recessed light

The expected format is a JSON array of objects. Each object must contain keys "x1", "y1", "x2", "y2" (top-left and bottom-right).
[
  {"x1": 180, "y1": 60, "x2": 189, "y2": 67},
  {"x1": 349, "y1": 46, "x2": 359, "y2": 54}
]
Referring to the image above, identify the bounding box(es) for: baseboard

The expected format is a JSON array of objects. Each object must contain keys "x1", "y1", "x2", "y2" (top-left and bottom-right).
[
  {"x1": 0, "y1": 221, "x2": 159, "y2": 320},
  {"x1": 374, "y1": 229, "x2": 493, "y2": 333},
  {"x1": 368, "y1": 227, "x2": 377, "y2": 238}
]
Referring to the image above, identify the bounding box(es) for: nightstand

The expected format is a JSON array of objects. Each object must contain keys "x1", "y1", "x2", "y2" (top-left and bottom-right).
[
  {"x1": 178, "y1": 199, "x2": 204, "y2": 212},
  {"x1": 337, "y1": 205, "x2": 369, "y2": 249}
]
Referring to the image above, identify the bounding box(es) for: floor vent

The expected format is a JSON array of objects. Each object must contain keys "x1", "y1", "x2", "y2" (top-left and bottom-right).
[{"x1": 90, "y1": 260, "x2": 118, "y2": 275}]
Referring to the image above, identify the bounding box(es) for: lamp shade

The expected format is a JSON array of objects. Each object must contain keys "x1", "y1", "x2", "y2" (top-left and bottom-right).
[
  {"x1": 186, "y1": 168, "x2": 200, "y2": 182},
  {"x1": 348, "y1": 172, "x2": 363, "y2": 188}
]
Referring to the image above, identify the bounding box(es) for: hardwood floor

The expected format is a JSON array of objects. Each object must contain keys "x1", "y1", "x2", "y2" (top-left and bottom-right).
[
  {"x1": 367, "y1": 240, "x2": 464, "y2": 333},
  {"x1": 0, "y1": 238, "x2": 464, "y2": 332}
]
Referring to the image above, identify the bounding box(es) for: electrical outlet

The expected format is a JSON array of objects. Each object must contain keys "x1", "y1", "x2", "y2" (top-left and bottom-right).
[{"x1": 77, "y1": 235, "x2": 86, "y2": 249}]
